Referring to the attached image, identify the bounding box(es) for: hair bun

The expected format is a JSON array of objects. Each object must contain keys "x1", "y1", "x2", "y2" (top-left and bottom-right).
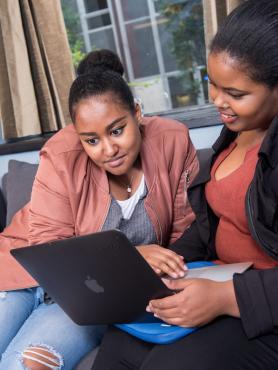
[{"x1": 77, "y1": 49, "x2": 124, "y2": 77}]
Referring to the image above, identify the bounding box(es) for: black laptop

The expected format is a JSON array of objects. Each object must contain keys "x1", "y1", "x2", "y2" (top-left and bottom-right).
[{"x1": 11, "y1": 230, "x2": 173, "y2": 325}]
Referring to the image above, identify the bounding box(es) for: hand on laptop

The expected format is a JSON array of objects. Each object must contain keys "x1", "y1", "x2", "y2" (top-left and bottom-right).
[
  {"x1": 146, "y1": 278, "x2": 240, "y2": 327},
  {"x1": 136, "y1": 244, "x2": 187, "y2": 278}
]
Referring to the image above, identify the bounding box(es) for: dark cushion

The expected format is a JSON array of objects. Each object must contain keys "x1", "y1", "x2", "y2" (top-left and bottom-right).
[
  {"x1": 1, "y1": 172, "x2": 8, "y2": 205},
  {"x1": 0, "y1": 187, "x2": 6, "y2": 232},
  {"x1": 5, "y1": 160, "x2": 38, "y2": 225}
]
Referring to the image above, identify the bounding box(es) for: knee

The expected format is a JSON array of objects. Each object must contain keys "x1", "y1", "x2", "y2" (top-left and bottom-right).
[{"x1": 21, "y1": 345, "x2": 63, "y2": 369}]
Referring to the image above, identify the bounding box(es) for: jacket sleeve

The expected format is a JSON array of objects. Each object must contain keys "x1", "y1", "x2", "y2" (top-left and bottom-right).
[
  {"x1": 168, "y1": 130, "x2": 199, "y2": 244},
  {"x1": 28, "y1": 148, "x2": 75, "y2": 245},
  {"x1": 169, "y1": 220, "x2": 210, "y2": 261},
  {"x1": 169, "y1": 147, "x2": 218, "y2": 261},
  {"x1": 234, "y1": 267, "x2": 278, "y2": 338},
  {"x1": 0, "y1": 204, "x2": 38, "y2": 290}
]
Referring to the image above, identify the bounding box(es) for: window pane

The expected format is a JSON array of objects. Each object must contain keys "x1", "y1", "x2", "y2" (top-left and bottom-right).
[
  {"x1": 87, "y1": 13, "x2": 111, "y2": 29},
  {"x1": 62, "y1": 0, "x2": 208, "y2": 114},
  {"x1": 168, "y1": 73, "x2": 197, "y2": 108},
  {"x1": 84, "y1": 0, "x2": 107, "y2": 13},
  {"x1": 132, "y1": 77, "x2": 169, "y2": 113},
  {"x1": 89, "y1": 29, "x2": 116, "y2": 52},
  {"x1": 156, "y1": 0, "x2": 208, "y2": 107},
  {"x1": 156, "y1": 1, "x2": 206, "y2": 68},
  {"x1": 61, "y1": 0, "x2": 86, "y2": 68},
  {"x1": 126, "y1": 20, "x2": 159, "y2": 78},
  {"x1": 120, "y1": 0, "x2": 149, "y2": 21},
  {"x1": 157, "y1": 16, "x2": 178, "y2": 72},
  {"x1": 200, "y1": 67, "x2": 209, "y2": 103}
]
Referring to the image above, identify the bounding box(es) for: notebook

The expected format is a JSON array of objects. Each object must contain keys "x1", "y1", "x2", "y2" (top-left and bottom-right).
[{"x1": 11, "y1": 230, "x2": 174, "y2": 325}]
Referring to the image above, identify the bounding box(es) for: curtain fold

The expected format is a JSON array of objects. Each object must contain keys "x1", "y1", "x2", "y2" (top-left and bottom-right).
[
  {"x1": 0, "y1": 0, "x2": 75, "y2": 140},
  {"x1": 202, "y1": 0, "x2": 244, "y2": 57}
]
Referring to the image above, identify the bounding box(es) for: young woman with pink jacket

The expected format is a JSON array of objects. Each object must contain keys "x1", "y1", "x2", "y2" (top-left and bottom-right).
[{"x1": 0, "y1": 50, "x2": 198, "y2": 370}]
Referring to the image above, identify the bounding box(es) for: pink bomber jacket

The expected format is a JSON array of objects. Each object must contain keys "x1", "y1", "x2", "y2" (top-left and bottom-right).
[{"x1": 0, "y1": 116, "x2": 199, "y2": 290}]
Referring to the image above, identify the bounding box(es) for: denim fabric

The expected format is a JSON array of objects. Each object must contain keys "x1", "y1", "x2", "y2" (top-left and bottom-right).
[{"x1": 0, "y1": 288, "x2": 106, "y2": 370}]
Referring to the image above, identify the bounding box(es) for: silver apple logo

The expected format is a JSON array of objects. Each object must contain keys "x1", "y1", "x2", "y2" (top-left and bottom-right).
[{"x1": 84, "y1": 276, "x2": 104, "y2": 293}]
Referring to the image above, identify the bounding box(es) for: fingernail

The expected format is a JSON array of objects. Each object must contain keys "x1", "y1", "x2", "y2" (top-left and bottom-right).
[
  {"x1": 179, "y1": 271, "x2": 185, "y2": 277},
  {"x1": 171, "y1": 273, "x2": 178, "y2": 278},
  {"x1": 154, "y1": 313, "x2": 159, "y2": 318}
]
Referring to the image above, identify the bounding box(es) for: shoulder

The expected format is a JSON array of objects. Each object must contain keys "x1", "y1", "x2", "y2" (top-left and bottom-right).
[
  {"x1": 141, "y1": 116, "x2": 189, "y2": 137},
  {"x1": 37, "y1": 124, "x2": 89, "y2": 177},
  {"x1": 141, "y1": 116, "x2": 191, "y2": 152},
  {"x1": 41, "y1": 124, "x2": 83, "y2": 157}
]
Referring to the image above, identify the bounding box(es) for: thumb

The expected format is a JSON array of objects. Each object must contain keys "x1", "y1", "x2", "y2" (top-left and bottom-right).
[{"x1": 162, "y1": 277, "x2": 190, "y2": 291}]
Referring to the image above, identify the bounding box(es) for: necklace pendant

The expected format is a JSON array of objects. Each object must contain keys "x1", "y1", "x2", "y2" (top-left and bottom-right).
[{"x1": 127, "y1": 186, "x2": 132, "y2": 193}]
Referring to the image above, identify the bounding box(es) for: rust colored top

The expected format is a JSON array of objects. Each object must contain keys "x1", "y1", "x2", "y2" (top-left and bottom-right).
[{"x1": 206, "y1": 141, "x2": 278, "y2": 269}]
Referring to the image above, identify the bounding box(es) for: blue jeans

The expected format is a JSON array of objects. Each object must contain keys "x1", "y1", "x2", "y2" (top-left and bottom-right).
[{"x1": 0, "y1": 288, "x2": 106, "y2": 369}]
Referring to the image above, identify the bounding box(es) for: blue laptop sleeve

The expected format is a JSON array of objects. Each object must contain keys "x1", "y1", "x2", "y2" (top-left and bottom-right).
[{"x1": 115, "y1": 261, "x2": 215, "y2": 344}]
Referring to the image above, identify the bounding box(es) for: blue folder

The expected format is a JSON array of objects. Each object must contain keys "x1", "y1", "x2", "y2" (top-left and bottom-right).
[{"x1": 115, "y1": 261, "x2": 215, "y2": 344}]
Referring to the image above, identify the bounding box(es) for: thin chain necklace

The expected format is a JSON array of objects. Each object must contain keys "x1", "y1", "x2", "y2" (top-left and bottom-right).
[
  {"x1": 120, "y1": 175, "x2": 134, "y2": 198},
  {"x1": 117, "y1": 175, "x2": 134, "y2": 198}
]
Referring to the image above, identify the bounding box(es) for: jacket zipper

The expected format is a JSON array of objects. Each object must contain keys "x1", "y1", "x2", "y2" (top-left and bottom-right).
[
  {"x1": 154, "y1": 207, "x2": 163, "y2": 245},
  {"x1": 149, "y1": 204, "x2": 163, "y2": 245},
  {"x1": 184, "y1": 169, "x2": 190, "y2": 186}
]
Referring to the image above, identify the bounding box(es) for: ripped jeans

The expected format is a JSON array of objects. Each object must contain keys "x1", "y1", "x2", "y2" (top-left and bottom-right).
[{"x1": 0, "y1": 288, "x2": 106, "y2": 370}]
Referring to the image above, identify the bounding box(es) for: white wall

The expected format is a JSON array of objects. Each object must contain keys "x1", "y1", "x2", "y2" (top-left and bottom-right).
[{"x1": 189, "y1": 125, "x2": 222, "y2": 149}]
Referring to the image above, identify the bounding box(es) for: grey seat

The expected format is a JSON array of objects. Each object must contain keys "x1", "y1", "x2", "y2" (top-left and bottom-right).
[{"x1": 75, "y1": 347, "x2": 99, "y2": 370}]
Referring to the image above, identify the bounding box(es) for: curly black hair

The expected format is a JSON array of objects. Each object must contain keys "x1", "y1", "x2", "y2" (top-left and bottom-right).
[
  {"x1": 210, "y1": 0, "x2": 278, "y2": 88},
  {"x1": 69, "y1": 49, "x2": 135, "y2": 122}
]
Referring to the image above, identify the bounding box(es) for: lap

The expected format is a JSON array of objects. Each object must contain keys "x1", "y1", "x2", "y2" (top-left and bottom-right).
[
  {"x1": 142, "y1": 317, "x2": 278, "y2": 370},
  {"x1": 0, "y1": 288, "x2": 39, "y2": 354},
  {"x1": 1, "y1": 290, "x2": 106, "y2": 370},
  {"x1": 93, "y1": 325, "x2": 153, "y2": 370},
  {"x1": 93, "y1": 317, "x2": 278, "y2": 370}
]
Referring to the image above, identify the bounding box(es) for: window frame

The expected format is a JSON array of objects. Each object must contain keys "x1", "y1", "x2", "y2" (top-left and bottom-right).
[
  {"x1": 0, "y1": 103, "x2": 222, "y2": 154},
  {"x1": 0, "y1": 0, "x2": 228, "y2": 149}
]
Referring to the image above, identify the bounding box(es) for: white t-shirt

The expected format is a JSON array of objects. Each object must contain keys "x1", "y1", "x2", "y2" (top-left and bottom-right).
[{"x1": 116, "y1": 175, "x2": 145, "y2": 219}]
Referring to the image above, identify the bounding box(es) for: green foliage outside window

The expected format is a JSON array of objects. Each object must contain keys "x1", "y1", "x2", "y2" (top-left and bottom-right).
[
  {"x1": 61, "y1": 0, "x2": 86, "y2": 68},
  {"x1": 156, "y1": 0, "x2": 206, "y2": 104}
]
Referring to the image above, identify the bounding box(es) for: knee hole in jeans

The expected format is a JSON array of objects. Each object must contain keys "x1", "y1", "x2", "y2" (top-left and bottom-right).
[
  {"x1": 21, "y1": 345, "x2": 64, "y2": 370},
  {"x1": 0, "y1": 292, "x2": 7, "y2": 299}
]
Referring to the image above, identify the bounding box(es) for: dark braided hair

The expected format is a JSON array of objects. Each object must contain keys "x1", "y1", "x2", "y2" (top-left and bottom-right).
[
  {"x1": 69, "y1": 49, "x2": 135, "y2": 122},
  {"x1": 210, "y1": 0, "x2": 278, "y2": 88}
]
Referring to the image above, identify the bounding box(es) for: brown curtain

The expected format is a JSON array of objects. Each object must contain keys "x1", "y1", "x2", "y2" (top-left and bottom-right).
[
  {"x1": 202, "y1": 0, "x2": 245, "y2": 57},
  {"x1": 0, "y1": 0, "x2": 75, "y2": 139}
]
